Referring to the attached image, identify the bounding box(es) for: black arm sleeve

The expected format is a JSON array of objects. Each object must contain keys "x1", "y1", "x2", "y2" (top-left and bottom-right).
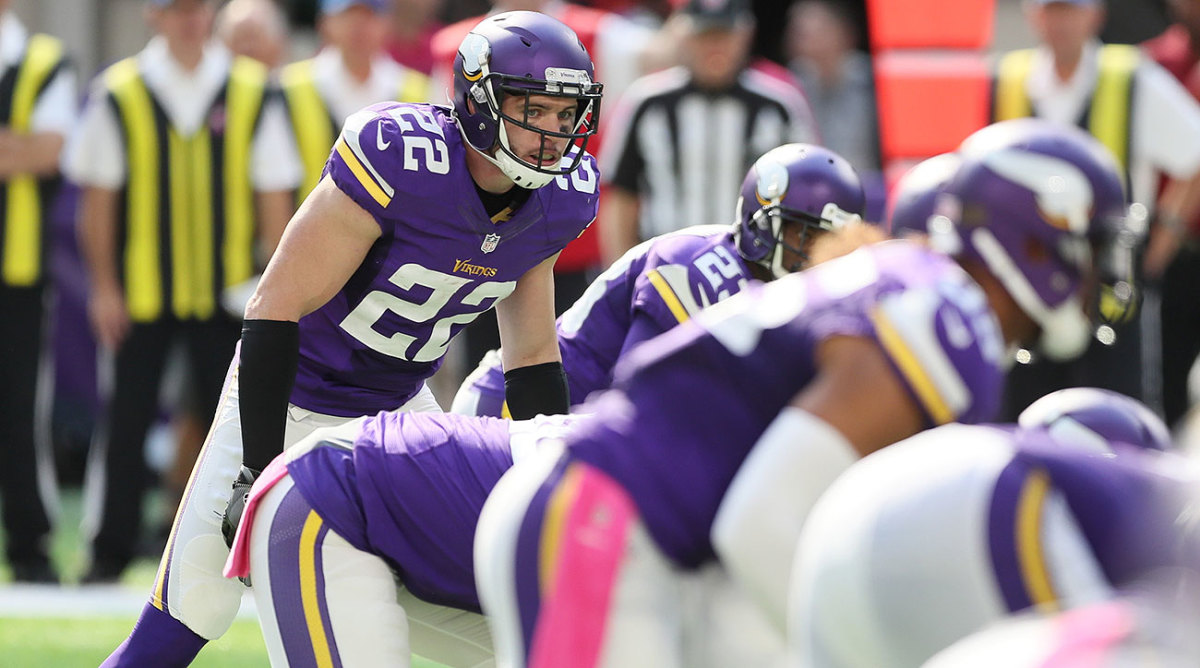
[
  {"x1": 504, "y1": 361, "x2": 570, "y2": 419},
  {"x1": 238, "y1": 319, "x2": 299, "y2": 472}
]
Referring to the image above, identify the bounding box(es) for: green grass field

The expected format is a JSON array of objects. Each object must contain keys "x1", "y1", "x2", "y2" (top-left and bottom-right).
[
  {"x1": 0, "y1": 617, "x2": 271, "y2": 666},
  {"x1": 0, "y1": 489, "x2": 445, "y2": 666}
]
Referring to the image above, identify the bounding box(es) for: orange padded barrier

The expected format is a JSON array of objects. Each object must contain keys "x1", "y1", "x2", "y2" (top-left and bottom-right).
[
  {"x1": 867, "y1": 0, "x2": 995, "y2": 51},
  {"x1": 874, "y1": 51, "x2": 991, "y2": 161}
]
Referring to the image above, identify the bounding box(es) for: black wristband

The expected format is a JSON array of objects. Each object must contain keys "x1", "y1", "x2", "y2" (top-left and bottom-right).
[
  {"x1": 504, "y1": 361, "x2": 569, "y2": 419},
  {"x1": 239, "y1": 319, "x2": 299, "y2": 471}
]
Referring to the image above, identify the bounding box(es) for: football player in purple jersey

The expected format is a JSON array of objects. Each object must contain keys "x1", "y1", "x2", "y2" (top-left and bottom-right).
[
  {"x1": 102, "y1": 11, "x2": 603, "y2": 667},
  {"x1": 451, "y1": 142, "x2": 868, "y2": 418},
  {"x1": 470, "y1": 118, "x2": 1143, "y2": 668},
  {"x1": 210, "y1": 143, "x2": 868, "y2": 667},
  {"x1": 791, "y1": 398, "x2": 1195, "y2": 668}
]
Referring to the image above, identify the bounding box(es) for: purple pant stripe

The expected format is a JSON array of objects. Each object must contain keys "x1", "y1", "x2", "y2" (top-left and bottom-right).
[
  {"x1": 513, "y1": 457, "x2": 570, "y2": 657},
  {"x1": 313, "y1": 521, "x2": 343, "y2": 667},
  {"x1": 987, "y1": 460, "x2": 1035, "y2": 613},
  {"x1": 268, "y1": 486, "x2": 342, "y2": 668}
]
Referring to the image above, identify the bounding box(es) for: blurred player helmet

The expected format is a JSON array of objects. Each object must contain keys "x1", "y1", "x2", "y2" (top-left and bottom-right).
[
  {"x1": 888, "y1": 153, "x2": 961, "y2": 236},
  {"x1": 930, "y1": 118, "x2": 1131, "y2": 362},
  {"x1": 733, "y1": 143, "x2": 866, "y2": 278},
  {"x1": 452, "y1": 11, "x2": 603, "y2": 189},
  {"x1": 1018, "y1": 387, "x2": 1172, "y2": 453}
]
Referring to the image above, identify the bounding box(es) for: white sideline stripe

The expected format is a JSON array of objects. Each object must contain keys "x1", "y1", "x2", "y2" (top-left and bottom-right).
[{"x1": 0, "y1": 585, "x2": 259, "y2": 619}]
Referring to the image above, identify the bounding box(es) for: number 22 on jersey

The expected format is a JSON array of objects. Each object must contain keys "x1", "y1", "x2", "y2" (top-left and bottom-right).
[{"x1": 340, "y1": 263, "x2": 516, "y2": 362}]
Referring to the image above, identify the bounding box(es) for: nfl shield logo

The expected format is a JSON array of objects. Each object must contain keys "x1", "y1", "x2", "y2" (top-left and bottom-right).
[{"x1": 481, "y1": 233, "x2": 501, "y2": 253}]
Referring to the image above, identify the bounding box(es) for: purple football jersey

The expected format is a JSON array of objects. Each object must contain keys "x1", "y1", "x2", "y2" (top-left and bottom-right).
[
  {"x1": 292, "y1": 102, "x2": 599, "y2": 415},
  {"x1": 987, "y1": 427, "x2": 1200, "y2": 611},
  {"x1": 567, "y1": 239, "x2": 1008, "y2": 567},
  {"x1": 285, "y1": 411, "x2": 576, "y2": 611},
  {"x1": 463, "y1": 225, "x2": 757, "y2": 414}
]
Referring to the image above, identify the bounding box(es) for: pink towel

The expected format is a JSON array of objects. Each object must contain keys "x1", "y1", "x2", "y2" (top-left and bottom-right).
[{"x1": 223, "y1": 456, "x2": 290, "y2": 578}]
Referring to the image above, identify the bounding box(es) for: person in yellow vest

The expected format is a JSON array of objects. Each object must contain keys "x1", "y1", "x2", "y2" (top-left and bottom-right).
[
  {"x1": 281, "y1": 0, "x2": 432, "y2": 205},
  {"x1": 0, "y1": 0, "x2": 75, "y2": 585},
  {"x1": 64, "y1": 0, "x2": 300, "y2": 584},
  {"x1": 990, "y1": 0, "x2": 1200, "y2": 420},
  {"x1": 131, "y1": 0, "x2": 291, "y2": 567}
]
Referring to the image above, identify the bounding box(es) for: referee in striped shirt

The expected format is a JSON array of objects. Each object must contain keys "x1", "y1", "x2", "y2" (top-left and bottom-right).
[{"x1": 598, "y1": 0, "x2": 819, "y2": 264}]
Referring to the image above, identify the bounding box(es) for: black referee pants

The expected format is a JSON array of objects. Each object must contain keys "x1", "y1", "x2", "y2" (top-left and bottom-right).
[
  {"x1": 0, "y1": 285, "x2": 52, "y2": 565},
  {"x1": 88, "y1": 316, "x2": 240, "y2": 570},
  {"x1": 1159, "y1": 244, "x2": 1200, "y2": 428}
]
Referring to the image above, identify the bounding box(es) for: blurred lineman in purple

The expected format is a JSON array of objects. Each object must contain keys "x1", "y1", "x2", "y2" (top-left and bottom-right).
[
  {"x1": 225, "y1": 411, "x2": 578, "y2": 667},
  {"x1": 101, "y1": 11, "x2": 602, "y2": 667},
  {"x1": 452, "y1": 143, "x2": 867, "y2": 417},
  {"x1": 792, "y1": 419, "x2": 1198, "y2": 668},
  {"x1": 471, "y1": 119, "x2": 1139, "y2": 667}
]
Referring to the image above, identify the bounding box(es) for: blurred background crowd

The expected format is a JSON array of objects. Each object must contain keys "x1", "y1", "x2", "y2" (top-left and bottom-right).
[{"x1": 0, "y1": 0, "x2": 1194, "y2": 585}]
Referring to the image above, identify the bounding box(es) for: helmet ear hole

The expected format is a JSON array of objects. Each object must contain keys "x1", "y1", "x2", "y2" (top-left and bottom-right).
[{"x1": 470, "y1": 83, "x2": 489, "y2": 105}]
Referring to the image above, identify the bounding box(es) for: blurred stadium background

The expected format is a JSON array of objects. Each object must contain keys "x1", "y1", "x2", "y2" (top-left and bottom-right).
[{"x1": 0, "y1": 0, "x2": 1176, "y2": 664}]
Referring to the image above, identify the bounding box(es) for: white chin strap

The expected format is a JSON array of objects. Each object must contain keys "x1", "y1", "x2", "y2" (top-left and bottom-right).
[
  {"x1": 479, "y1": 145, "x2": 557, "y2": 189},
  {"x1": 971, "y1": 228, "x2": 1091, "y2": 362},
  {"x1": 478, "y1": 119, "x2": 559, "y2": 190}
]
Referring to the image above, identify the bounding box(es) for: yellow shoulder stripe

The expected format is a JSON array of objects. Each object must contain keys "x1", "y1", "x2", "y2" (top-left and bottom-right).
[
  {"x1": 647, "y1": 269, "x2": 691, "y2": 324},
  {"x1": 871, "y1": 307, "x2": 954, "y2": 425},
  {"x1": 335, "y1": 138, "x2": 392, "y2": 208}
]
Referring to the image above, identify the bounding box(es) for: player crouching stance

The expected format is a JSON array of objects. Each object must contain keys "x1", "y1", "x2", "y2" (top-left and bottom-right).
[
  {"x1": 223, "y1": 412, "x2": 576, "y2": 667},
  {"x1": 471, "y1": 118, "x2": 1140, "y2": 668},
  {"x1": 790, "y1": 390, "x2": 1197, "y2": 667}
]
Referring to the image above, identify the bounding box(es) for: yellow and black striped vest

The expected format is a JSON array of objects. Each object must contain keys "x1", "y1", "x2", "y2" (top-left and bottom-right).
[
  {"x1": 280, "y1": 59, "x2": 430, "y2": 204},
  {"x1": 104, "y1": 56, "x2": 268, "y2": 322},
  {"x1": 0, "y1": 33, "x2": 66, "y2": 288},
  {"x1": 993, "y1": 45, "x2": 1139, "y2": 175}
]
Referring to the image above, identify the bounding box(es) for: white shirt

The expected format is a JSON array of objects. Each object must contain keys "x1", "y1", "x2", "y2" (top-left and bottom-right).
[
  {"x1": 0, "y1": 12, "x2": 77, "y2": 136},
  {"x1": 64, "y1": 37, "x2": 299, "y2": 191},
  {"x1": 1024, "y1": 39, "x2": 1200, "y2": 211},
  {"x1": 312, "y1": 47, "x2": 429, "y2": 125}
]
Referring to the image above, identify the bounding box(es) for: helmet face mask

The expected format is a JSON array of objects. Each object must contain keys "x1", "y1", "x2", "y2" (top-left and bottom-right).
[
  {"x1": 453, "y1": 12, "x2": 603, "y2": 189},
  {"x1": 733, "y1": 144, "x2": 866, "y2": 278}
]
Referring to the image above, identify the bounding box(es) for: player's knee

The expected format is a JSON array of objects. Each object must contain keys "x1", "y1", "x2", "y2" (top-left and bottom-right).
[{"x1": 170, "y1": 532, "x2": 246, "y2": 639}]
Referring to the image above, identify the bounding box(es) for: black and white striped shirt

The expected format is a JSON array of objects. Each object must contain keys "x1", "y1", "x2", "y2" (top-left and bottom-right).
[{"x1": 600, "y1": 65, "x2": 818, "y2": 240}]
